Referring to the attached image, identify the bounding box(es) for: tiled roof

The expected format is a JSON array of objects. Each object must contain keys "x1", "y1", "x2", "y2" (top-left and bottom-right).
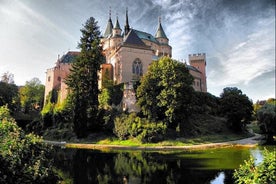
[
  {"x1": 59, "y1": 51, "x2": 79, "y2": 63},
  {"x1": 134, "y1": 29, "x2": 158, "y2": 43},
  {"x1": 123, "y1": 29, "x2": 146, "y2": 46}
]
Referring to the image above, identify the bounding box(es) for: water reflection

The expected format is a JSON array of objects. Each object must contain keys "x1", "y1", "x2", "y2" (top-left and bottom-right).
[{"x1": 53, "y1": 147, "x2": 262, "y2": 184}]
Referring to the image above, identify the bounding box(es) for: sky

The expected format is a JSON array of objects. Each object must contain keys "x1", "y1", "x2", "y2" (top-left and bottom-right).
[{"x1": 0, "y1": 0, "x2": 275, "y2": 102}]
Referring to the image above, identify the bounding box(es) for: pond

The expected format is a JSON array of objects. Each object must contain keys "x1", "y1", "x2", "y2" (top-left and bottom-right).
[{"x1": 53, "y1": 146, "x2": 275, "y2": 184}]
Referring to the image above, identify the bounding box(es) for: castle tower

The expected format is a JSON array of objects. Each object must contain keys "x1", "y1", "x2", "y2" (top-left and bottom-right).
[
  {"x1": 103, "y1": 9, "x2": 113, "y2": 37},
  {"x1": 189, "y1": 53, "x2": 207, "y2": 92},
  {"x1": 113, "y1": 16, "x2": 122, "y2": 37},
  {"x1": 154, "y1": 17, "x2": 171, "y2": 57}
]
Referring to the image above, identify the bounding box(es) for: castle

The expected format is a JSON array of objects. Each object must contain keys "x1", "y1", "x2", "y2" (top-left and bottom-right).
[{"x1": 44, "y1": 10, "x2": 207, "y2": 109}]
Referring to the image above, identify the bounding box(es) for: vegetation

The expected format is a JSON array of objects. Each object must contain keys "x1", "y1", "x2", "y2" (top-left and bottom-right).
[
  {"x1": 137, "y1": 57, "x2": 194, "y2": 130},
  {"x1": 0, "y1": 73, "x2": 19, "y2": 112},
  {"x1": 114, "y1": 113, "x2": 167, "y2": 143},
  {"x1": 66, "y1": 17, "x2": 105, "y2": 138},
  {"x1": 234, "y1": 149, "x2": 276, "y2": 184},
  {"x1": 257, "y1": 100, "x2": 276, "y2": 144},
  {"x1": 0, "y1": 105, "x2": 58, "y2": 183},
  {"x1": 220, "y1": 87, "x2": 253, "y2": 132},
  {"x1": 19, "y1": 78, "x2": 45, "y2": 113}
]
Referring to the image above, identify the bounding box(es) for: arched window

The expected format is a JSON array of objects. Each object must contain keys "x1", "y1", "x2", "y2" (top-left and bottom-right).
[{"x1": 132, "y1": 58, "x2": 143, "y2": 76}]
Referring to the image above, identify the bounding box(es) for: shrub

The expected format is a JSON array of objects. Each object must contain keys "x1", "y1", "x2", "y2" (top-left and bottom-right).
[
  {"x1": 114, "y1": 113, "x2": 167, "y2": 143},
  {"x1": 0, "y1": 105, "x2": 58, "y2": 183},
  {"x1": 233, "y1": 149, "x2": 276, "y2": 184}
]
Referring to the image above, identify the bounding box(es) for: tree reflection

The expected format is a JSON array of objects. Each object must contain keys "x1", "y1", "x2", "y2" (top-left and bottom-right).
[{"x1": 53, "y1": 149, "x2": 228, "y2": 184}]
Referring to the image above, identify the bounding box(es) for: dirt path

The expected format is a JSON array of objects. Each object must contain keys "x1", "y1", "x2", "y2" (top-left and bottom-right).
[{"x1": 228, "y1": 133, "x2": 263, "y2": 145}]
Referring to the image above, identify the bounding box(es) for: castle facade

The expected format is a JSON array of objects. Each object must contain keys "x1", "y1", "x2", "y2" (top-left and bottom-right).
[{"x1": 44, "y1": 10, "x2": 207, "y2": 106}]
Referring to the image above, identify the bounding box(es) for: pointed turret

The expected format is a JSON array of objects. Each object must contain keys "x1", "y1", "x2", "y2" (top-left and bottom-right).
[
  {"x1": 124, "y1": 8, "x2": 130, "y2": 36},
  {"x1": 155, "y1": 17, "x2": 168, "y2": 39},
  {"x1": 103, "y1": 9, "x2": 113, "y2": 37},
  {"x1": 114, "y1": 16, "x2": 121, "y2": 29},
  {"x1": 113, "y1": 16, "x2": 122, "y2": 37}
]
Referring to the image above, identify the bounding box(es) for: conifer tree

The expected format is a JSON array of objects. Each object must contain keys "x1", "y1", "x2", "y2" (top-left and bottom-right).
[{"x1": 66, "y1": 17, "x2": 104, "y2": 138}]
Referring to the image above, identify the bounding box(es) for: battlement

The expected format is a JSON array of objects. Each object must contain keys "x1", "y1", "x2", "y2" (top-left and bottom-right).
[{"x1": 188, "y1": 53, "x2": 206, "y2": 61}]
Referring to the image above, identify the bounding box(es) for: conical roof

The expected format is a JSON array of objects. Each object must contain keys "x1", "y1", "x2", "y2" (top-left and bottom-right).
[
  {"x1": 114, "y1": 16, "x2": 121, "y2": 30},
  {"x1": 155, "y1": 18, "x2": 168, "y2": 39},
  {"x1": 104, "y1": 17, "x2": 113, "y2": 37}
]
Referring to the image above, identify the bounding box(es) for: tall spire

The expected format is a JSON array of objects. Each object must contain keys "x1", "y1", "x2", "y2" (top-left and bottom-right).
[
  {"x1": 155, "y1": 16, "x2": 168, "y2": 39},
  {"x1": 103, "y1": 7, "x2": 113, "y2": 37},
  {"x1": 114, "y1": 14, "x2": 121, "y2": 30},
  {"x1": 124, "y1": 7, "x2": 130, "y2": 36}
]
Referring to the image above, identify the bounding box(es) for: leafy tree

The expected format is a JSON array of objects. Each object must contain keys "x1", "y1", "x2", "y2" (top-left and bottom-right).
[
  {"x1": 192, "y1": 92, "x2": 220, "y2": 115},
  {"x1": 19, "y1": 78, "x2": 45, "y2": 113},
  {"x1": 0, "y1": 105, "x2": 58, "y2": 183},
  {"x1": 0, "y1": 81, "x2": 19, "y2": 112},
  {"x1": 1, "y1": 71, "x2": 14, "y2": 84},
  {"x1": 220, "y1": 87, "x2": 253, "y2": 131},
  {"x1": 137, "y1": 57, "x2": 194, "y2": 129},
  {"x1": 66, "y1": 17, "x2": 104, "y2": 138},
  {"x1": 257, "y1": 102, "x2": 276, "y2": 143},
  {"x1": 233, "y1": 149, "x2": 276, "y2": 184}
]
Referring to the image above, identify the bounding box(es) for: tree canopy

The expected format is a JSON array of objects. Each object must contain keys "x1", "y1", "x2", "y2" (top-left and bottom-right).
[
  {"x1": 257, "y1": 101, "x2": 276, "y2": 143},
  {"x1": 137, "y1": 57, "x2": 194, "y2": 129},
  {"x1": 220, "y1": 87, "x2": 253, "y2": 131},
  {"x1": 19, "y1": 78, "x2": 44, "y2": 113},
  {"x1": 66, "y1": 17, "x2": 104, "y2": 138}
]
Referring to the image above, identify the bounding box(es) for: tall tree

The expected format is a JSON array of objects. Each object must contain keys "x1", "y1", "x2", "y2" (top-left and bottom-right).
[
  {"x1": 66, "y1": 17, "x2": 104, "y2": 138},
  {"x1": 257, "y1": 101, "x2": 276, "y2": 143},
  {"x1": 220, "y1": 87, "x2": 253, "y2": 131},
  {"x1": 137, "y1": 57, "x2": 194, "y2": 129},
  {"x1": 1, "y1": 72, "x2": 14, "y2": 84},
  {"x1": 19, "y1": 78, "x2": 45, "y2": 113},
  {"x1": 0, "y1": 82, "x2": 19, "y2": 111}
]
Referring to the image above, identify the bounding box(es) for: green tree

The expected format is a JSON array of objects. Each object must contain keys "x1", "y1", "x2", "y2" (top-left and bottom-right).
[
  {"x1": 66, "y1": 17, "x2": 104, "y2": 138},
  {"x1": 0, "y1": 72, "x2": 19, "y2": 112},
  {"x1": 19, "y1": 78, "x2": 45, "y2": 113},
  {"x1": 137, "y1": 57, "x2": 194, "y2": 129},
  {"x1": 1, "y1": 71, "x2": 14, "y2": 84},
  {"x1": 234, "y1": 149, "x2": 276, "y2": 184},
  {"x1": 0, "y1": 105, "x2": 58, "y2": 183},
  {"x1": 257, "y1": 102, "x2": 276, "y2": 143},
  {"x1": 220, "y1": 87, "x2": 253, "y2": 131}
]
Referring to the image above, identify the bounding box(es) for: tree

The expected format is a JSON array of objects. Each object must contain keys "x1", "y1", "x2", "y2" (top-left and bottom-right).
[
  {"x1": 0, "y1": 82, "x2": 19, "y2": 112},
  {"x1": 19, "y1": 78, "x2": 45, "y2": 113},
  {"x1": 257, "y1": 102, "x2": 276, "y2": 143},
  {"x1": 0, "y1": 105, "x2": 58, "y2": 183},
  {"x1": 137, "y1": 57, "x2": 194, "y2": 129},
  {"x1": 233, "y1": 149, "x2": 276, "y2": 183},
  {"x1": 66, "y1": 17, "x2": 104, "y2": 138},
  {"x1": 220, "y1": 87, "x2": 253, "y2": 131},
  {"x1": 1, "y1": 72, "x2": 14, "y2": 84}
]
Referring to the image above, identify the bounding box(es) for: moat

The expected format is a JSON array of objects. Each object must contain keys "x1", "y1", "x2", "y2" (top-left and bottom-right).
[{"x1": 53, "y1": 146, "x2": 275, "y2": 184}]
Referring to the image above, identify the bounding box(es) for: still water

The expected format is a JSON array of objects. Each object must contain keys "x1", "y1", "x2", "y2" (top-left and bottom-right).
[{"x1": 53, "y1": 146, "x2": 273, "y2": 184}]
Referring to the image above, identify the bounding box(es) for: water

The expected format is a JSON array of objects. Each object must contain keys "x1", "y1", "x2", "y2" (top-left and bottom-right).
[{"x1": 53, "y1": 146, "x2": 274, "y2": 184}]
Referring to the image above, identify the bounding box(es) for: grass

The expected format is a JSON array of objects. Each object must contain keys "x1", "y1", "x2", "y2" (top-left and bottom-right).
[{"x1": 94, "y1": 132, "x2": 251, "y2": 147}]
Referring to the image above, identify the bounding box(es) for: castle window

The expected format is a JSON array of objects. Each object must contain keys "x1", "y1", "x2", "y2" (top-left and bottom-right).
[
  {"x1": 57, "y1": 76, "x2": 61, "y2": 82},
  {"x1": 48, "y1": 76, "x2": 51, "y2": 82},
  {"x1": 132, "y1": 58, "x2": 143, "y2": 76}
]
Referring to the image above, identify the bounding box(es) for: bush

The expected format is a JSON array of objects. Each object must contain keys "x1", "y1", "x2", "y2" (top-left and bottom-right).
[
  {"x1": 0, "y1": 105, "x2": 58, "y2": 183},
  {"x1": 233, "y1": 149, "x2": 276, "y2": 184},
  {"x1": 114, "y1": 113, "x2": 167, "y2": 143}
]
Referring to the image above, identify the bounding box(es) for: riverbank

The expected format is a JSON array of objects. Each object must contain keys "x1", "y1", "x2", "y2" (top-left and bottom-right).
[{"x1": 44, "y1": 133, "x2": 263, "y2": 151}]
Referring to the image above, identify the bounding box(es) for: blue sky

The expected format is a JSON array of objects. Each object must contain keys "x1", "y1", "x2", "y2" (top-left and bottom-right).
[{"x1": 0, "y1": 0, "x2": 275, "y2": 102}]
